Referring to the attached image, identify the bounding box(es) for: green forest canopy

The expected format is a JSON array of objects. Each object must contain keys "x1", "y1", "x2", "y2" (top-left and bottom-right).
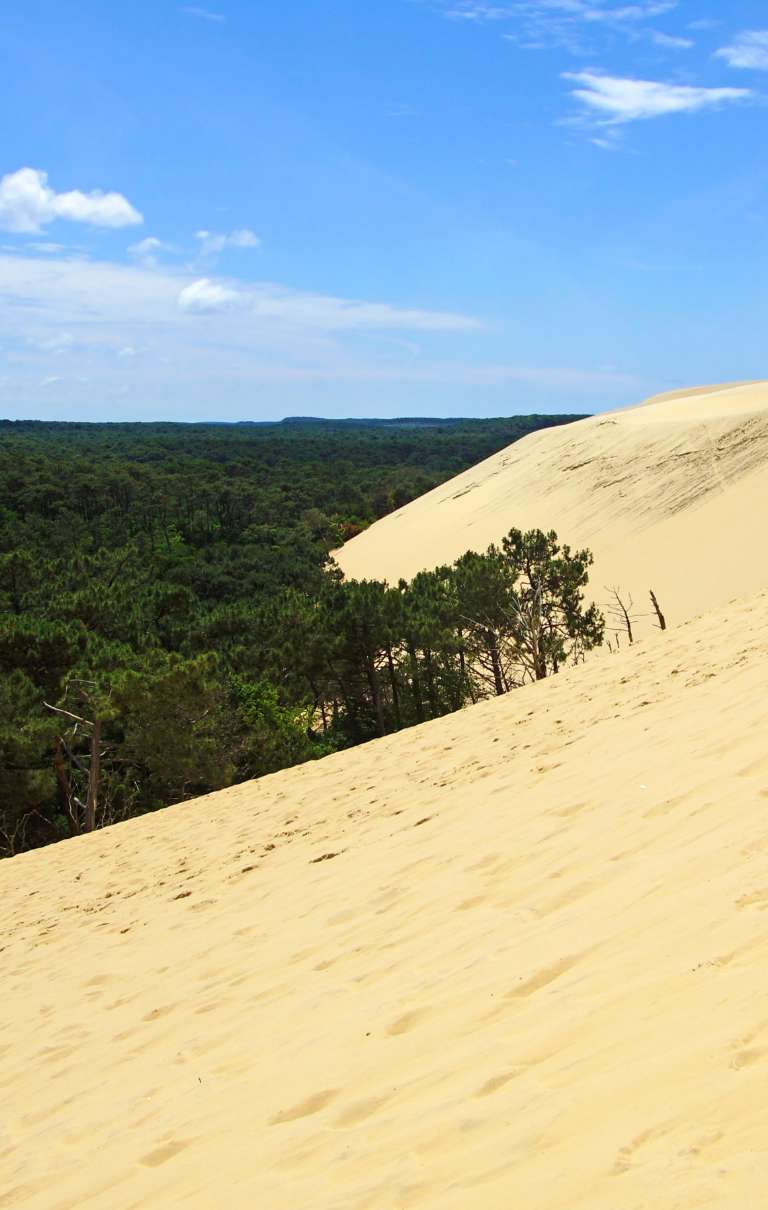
[{"x1": 0, "y1": 413, "x2": 598, "y2": 857}]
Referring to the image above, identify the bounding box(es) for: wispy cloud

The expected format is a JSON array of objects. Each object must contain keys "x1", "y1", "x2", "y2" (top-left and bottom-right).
[
  {"x1": 0, "y1": 253, "x2": 481, "y2": 334},
  {"x1": 436, "y1": 1, "x2": 679, "y2": 50},
  {"x1": 128, "y1": 236, "x2": 176, "y2": 267},
  {"x1": 28, "y1": 241, "x2": 67, "y2": 254},
  {"x1": 0, "y1": 168, "x2": 142, "y2": 235},
  {"x1": 715, "y1": 30, "x2": 768, "y2": 71},
  {"x1": 442, "y1": 3, "x2": 511, "y2": 19},
  {"x1": 35, "y1": 332, "x2": 75, "y2": 353},
  {"x1": 181, "y1": 6, "x2": 224, "y2": 21},
  {"x1": 0, "y1": 248, "x2": 483, "y2": 403},
  {"x1": 178, "y1": 277, "x2": 242, "y2": 312},
  {"x1": 0, "y1": 251, "x2": 504, "y2": 413},
  {"x1": 564, "y1": 71, "x2": 751, "y2": 125},
  {"x1": 194, "y1": 228, "x2": 261, "y2": 257},
  {"x1": 438, "y1": 1, "x2": 678, "y2": 22},
  {"x1": 651, "y1": 30, "x2": 693, "y2": 49},
  {"x1": 177, "y1": 273, "x2": 481, "y2": 330}
]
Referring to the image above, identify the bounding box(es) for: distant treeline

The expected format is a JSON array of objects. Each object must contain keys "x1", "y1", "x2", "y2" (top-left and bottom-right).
[{"x1": 0, "y1": 413, "x2": 591, "y2": 857}]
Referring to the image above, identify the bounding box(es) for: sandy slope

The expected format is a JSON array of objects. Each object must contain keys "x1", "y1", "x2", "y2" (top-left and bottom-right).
[
  {"x1": 335, "y1": 381, "x2": 768, "y2": 634},
  {"x1": 3, "y1": 588, "x2": 768, "y2": 1208}
]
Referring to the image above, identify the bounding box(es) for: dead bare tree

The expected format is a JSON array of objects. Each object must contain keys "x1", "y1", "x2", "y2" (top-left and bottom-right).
[
  {"x1": 604, "y1": 586, "x2": 639, "y2": 646},
  {"x1": 0, "y1": 808, "x2": 46, "y2": 859},
  {"x1": 44, "y1": 684, "x2": 104, "y2": 834},
  {"x1": 649, "y1": 589, "x2": 667, "y2": 631}
]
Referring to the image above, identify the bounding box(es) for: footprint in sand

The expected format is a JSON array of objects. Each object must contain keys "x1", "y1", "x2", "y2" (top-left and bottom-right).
[
  {"x1": 612, "y1": 1123, "x2": 670, "y2": 1175},
  {"x1": 730, "y1": 1046, "x2": 765, "y2": 1070},
  {"x1": 474, "y1": 1070, "x2": 521, "y2": 1097},
  {"x1": 334, "y1": 1093, "x2": 392, "y2": 1126},
  {"x1": 506, "y1": 954, "x2": 583, "y2": 999},
  {"x1": 142, "y1": 1004, "x2": 176, "y2": 1022},
  {"x1": 736, "y1": 888, "x2": 768, "y2": 910},
  {"x1": 386, "y1": 1008, "x2": 429, "y2": 1035},
  {"x1": 269, "y1": 1088, "x2": 338, "y2": 1125},
  {"x1": 140, "y1": 1138, "x2": 191, "y2": 1167}
]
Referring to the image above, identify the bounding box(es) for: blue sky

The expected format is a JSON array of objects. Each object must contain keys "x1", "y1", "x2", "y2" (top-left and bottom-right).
[{"x1": 1, "y1": 0, "x2": 767, "y2": 420}]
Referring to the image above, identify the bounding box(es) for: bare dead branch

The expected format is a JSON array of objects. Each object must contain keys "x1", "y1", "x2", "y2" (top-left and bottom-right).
[
  {"x1": 44, "y1": 702, "x2": 95, "y2": 728},
  {"x1": 57, "y1": 734, "x2": 90, "y2": 774},
  {"x1": 605, "y1": 586, "x2": 636, "y2": 645},
  {"x1": 649, "y1": 589, "x2": 667, "y2": 631}
]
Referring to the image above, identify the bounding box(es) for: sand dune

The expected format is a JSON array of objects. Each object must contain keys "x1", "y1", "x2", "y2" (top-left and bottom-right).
[
  {"x1": 4, "y1": 380, "x2": 768, "y2": 1207},
  {"x1": 336, "y1": 381, "x2": 768, "y2": 634},
  {"x1": 3, "y1": 588, "x2": 768, "y2": 1208}
]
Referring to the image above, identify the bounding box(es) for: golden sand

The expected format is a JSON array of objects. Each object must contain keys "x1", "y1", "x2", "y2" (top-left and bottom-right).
[
  {"x1": 2, "y1": 383, "x2": 768, "y2": 1207},
  {"x1": 336, "y1": 381, "x2": 768, "y2": 636}
]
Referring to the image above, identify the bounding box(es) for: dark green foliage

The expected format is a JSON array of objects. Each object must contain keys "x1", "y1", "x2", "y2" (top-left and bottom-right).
[
  {"x1": 0, "y1": 671, "x2": 57, "y2": 854},
  {"x1": 0, "y1": 415, "x2": 593, "y2": 857},
  {"x1": 499, "y1": 528, "x2": 605, "y2": 680}
]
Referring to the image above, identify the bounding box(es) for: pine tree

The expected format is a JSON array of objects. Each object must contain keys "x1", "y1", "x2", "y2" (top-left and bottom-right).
[{"x1": 500, "y1": 528, "x2": 604, "y2": 681}]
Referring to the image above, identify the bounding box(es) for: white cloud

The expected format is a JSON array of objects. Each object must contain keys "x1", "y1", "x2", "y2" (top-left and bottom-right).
[
  {"x1": 0, "y1": 250, "x2": 644, "y2": 415},
  {"x1": 590, "y1": 129, "x2": 623, "y2": 150},
  {"x1": 0, "y1": 251, "x2": 486, "y2": 413},
  {"x1": 574, "y1": 2, "x2": 677, "y2": 25},
  {"x1": 29, "y1": 241, "x2": 67, "y2": 254},
  {"x1": 178, "y1": 277, "x2": 243, "y2": 312},
  {"x1": 687, "y1": 18, "x2": 720, "y2": 32},
  {"x1": 195, "y1": 228, "x2": 261, "y2": 256},
  {"x1": 181, "y1": 6, "x2": 224, "y2": 20},
  {"x1": 651, "y1": 30, "x2": 693, "y2": 49},
  {"x1": 563, "y1": 71, "x2": 750, "y2": 124},
  {"x1": 0, "y1": 168, "x2": 142, "y2": 234},
  {"x1": 0, "y1": 253, "x2": 480, "y2": 335},
  {"x1": 247, "y1": 292, "x2": 477, "y2": 331},
  {"x1": 443, "y1": 3, "x2": 511, "y2": 18},
  {"x1": 128, "y1": 236, "x2": 175, "y2": 267},
  {"x1": 438, "y1": 1, "x2": 679, "y2": 48},
  {"x1": 715, "y1": 30, "x2": 768, "y2": 71},
  {"x1": 174, "y1": 274, "x2": 481, "y2": 330},
  {"x1": 129, "y1": 236, "x2": 163, "y2": 254},
  {"x1": 444, "y1": 0, "x2": 676, "y2": 18},
  {"x1": 36, "y1": 332, "x2": 75, "y2": 353}
]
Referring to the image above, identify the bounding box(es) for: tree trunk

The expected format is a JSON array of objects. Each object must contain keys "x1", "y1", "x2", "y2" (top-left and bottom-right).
[
  {"x1": 423, "y1": 648, "x2": 439, "y2": 717},
  {"x1": 649, "y1": 589, "x2": 667, "y2": 631},
  {"x1": 53, "y1": 738, "x2": 78, "y2": 836},
  {"x1": 386, "y1": 645, "x2": 401, "y2": 730},
  {"x1": 331, "y1": 668, "x2": 360, "y2": 741},
  {"x1": 532, "y1": 623, "x2": 547, "y2": 680},
  {"x1": 85, "y1": 718, "x2": 101, "y2": 833},
  {"x1": 487, "y1": 633, "x2": 505, "y2": 696},
  {"x1": 308, "y1": 678, "x2": 326, "y2": 736},
  {"x1": 367, "y1": 661, "x2": 386, "y2": 738},
  {"x1": 457, "y1": 631, "x2": 476, "y2": 706},
  {"x1": 407, "y1": 642, "x2": 424, "y2": 724}
]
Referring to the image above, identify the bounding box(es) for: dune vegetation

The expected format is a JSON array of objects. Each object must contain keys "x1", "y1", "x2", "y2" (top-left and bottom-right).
[{"x1": 0, "y1": 413, "x2": 582, "y2": 856}]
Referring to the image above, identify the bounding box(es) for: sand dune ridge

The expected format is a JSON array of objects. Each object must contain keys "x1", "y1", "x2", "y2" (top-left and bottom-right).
[
  {"x1": 336, "y1": 381, "x2": 768, "y2": 635},
  {"x1": 3, "y1": 381, "x2": 768, "y2": 1207}
]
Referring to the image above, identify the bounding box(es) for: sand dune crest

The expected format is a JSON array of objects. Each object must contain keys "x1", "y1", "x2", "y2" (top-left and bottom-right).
[{"x1": 336, "y1": 381, "x2": 768, "y2": 635}]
